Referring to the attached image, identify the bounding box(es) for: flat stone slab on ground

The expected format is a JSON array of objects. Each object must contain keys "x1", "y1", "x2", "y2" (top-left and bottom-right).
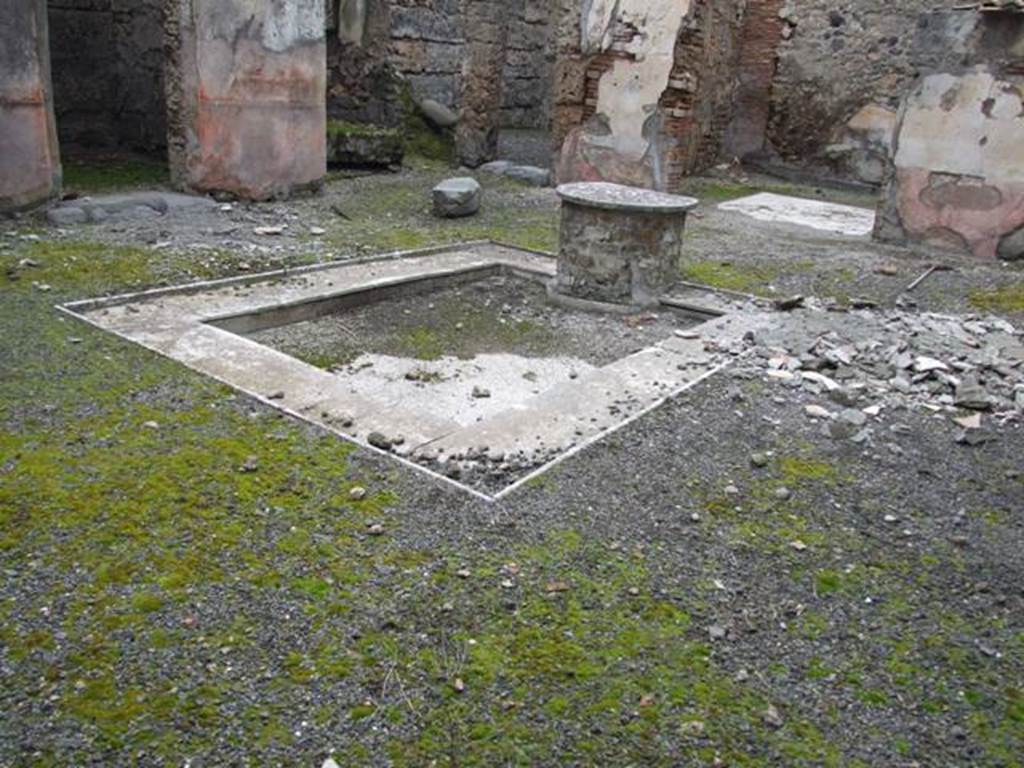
[
  {"x1": 718, "y1": 192, "x2": 876, "y2": 236},
  {"x1": 47, "y1": 191, "x2": 218, "y2": 226},
  {"x1": 479, "y1": 161, "x2": 552, "y2": 187}
]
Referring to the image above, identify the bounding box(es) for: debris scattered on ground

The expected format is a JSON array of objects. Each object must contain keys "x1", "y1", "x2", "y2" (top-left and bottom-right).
[{"x1": 734, "y1": 304, "x2": 1023, "y2": 445}]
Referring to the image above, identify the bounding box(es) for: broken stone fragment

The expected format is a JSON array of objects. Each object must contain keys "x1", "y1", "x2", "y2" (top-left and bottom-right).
[
  {"x1": 503, "y1": 165, "x2": 551, "y2": 187},
  {"x1": 997, "y1": 224, "x2": 1024, "y2": 261},
  {"x1": 828, "y1": 420, "x2": 859, "y2": 440},
  {"x1": 914, "y1": 356, "x2": 949, "y2": 373},
  {"x1": 367, "y1": 432, "x2": 393, "y2": 450},
  {"x1": 479, "y1": 160, "x2": 513, "y2": 175},
  {"x1": 775, "y1": 295, "x2": 805, "y2": 311},
  {"x1": 801, "y1": 371, "x2": 839, "y2": 391},
  {"x1": 828, "y1": 387, "x2": 859, "y2": 407},
  {"x1": 955, "y1": 380, "x2": 993, "y2": 411},
  {"x1": 432, "y1": 178, "x2": 481, "y2": 218},
  {"x1": 708, "y1": 624, "x2": 727, "y2": 641},
  {"x1": 850, "y1": 297, "x2": 878, "y2": 309},
  {"x1": 838, "y1": 408, "x2": 868, "y2": 427},
  {"x1": 953, "y1": 413, "x2": 982, "y2": 430},
  {"x1": 750, "y1": 452, "x2": 770, "y2": 468},
  {"x1": 762, "y1": 704, "x2": 785, "y2": 729},
  {"x1": 805, "y1": 404, "x2": 833, "y2": 419},
  {"x1": 956, "y1": 429, "x2": 994, "y2": 446}
]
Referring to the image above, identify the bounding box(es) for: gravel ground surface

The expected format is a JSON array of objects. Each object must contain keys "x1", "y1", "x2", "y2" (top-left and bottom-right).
[{"x1": 1, "y1": 159, "x2": 1022, "y2": 766}]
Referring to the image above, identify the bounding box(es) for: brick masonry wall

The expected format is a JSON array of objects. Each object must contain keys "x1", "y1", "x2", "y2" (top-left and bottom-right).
[
  {"x1": 660, "y1": 0, "x2": 745, "y2": 185},
  {"x1": 553, "y1": 0, "x2": 745, "y2": 190},
  {"x1": 723, "y1": 0, "x2": 785, "y2": 159},
  {"x1": 47, "y1": 0, "x2": 166, "y2": 154}
]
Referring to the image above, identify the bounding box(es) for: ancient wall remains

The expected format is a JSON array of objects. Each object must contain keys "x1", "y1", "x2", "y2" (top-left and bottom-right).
[
  {"x1": 47, "y1": 0, "x2": 167, "y2": 155},
  {"x1": 325, "y1": 0, "x2": 405, "y2": 127},
  {"x1": 723, "y1": 0, "x2": 785, "y2": 160},
  {"x1": 553, "y1": 0, "x2": 744, "y2": 192},
  {"x1": 386, "y1": 0, "x2": 554, "y2": 131},
  {"x1": 388, "y1": 0, "x2": 465, "y2": 110},
  {"x1": 767, "y1": 0, "x2": 936, "y2": 166},
  {"x1": 550, "y1": 0, "x2": 585, "y2": 149},
  {"x1": 0, "y1": 0, "x2": 62, "y2": 211},
  {"x1": 875, "y1": 10, "x2": 1024, "y2": 260},
  {"x1": 661, "y1": 0, "x2": 746, "y2": 183},
  {"x1": 501, "y1": 0, "x2": 556, "y2": 129},
  {"x1": 456, "y1": 0, "x2": 509, "y2": 166}
]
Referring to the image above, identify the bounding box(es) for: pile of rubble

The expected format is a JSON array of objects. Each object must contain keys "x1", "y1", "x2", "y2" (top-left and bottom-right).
[{"x1": 733, "y1": 303, "x2": 1024, "y2": 444}]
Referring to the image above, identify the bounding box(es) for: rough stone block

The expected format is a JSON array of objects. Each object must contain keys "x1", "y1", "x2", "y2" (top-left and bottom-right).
[
  {"x1": 326, "y1": 121, "x2": 404, "y2": 167},
  {"x1": 998, "y1": 225, "x2": 1024, "y2": 261},
  {"x1": 418, "y1": 98, "x2": 459, "y2": 128},
  {"x1": 432, "y1": 177, "x2": 481, "y2": 218}
]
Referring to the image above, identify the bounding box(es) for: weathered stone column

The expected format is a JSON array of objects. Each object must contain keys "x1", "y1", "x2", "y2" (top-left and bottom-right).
[
  {"x1": 0, "y1": 0, "x2": 61, "y2": 213},
  {"x1": 165, "y1": 0, "x2": 327, "y2": 201},
  {"x1": 456, "y1": 0, "x2": 509, "y2": 167}
]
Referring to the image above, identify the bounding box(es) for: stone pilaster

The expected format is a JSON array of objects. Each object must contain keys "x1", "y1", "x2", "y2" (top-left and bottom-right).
[
  {"x1": 164, "y1": 0, "x2": 327, "y2": 201},
  {"x1": 0, "y1": 0, "x2": 61, "y2": 213},
  {"x1": 456, "y1": 0, "x2": 509, "y2": 167}
]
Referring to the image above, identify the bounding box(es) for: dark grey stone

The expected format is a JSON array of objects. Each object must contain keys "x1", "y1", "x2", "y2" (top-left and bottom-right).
[
  {"x1": 504, "y1": 165, "x2": 551, "y2": 187},
  {"x1": 479, "y1": 160, "x2": 513, "y2": 175},
  {"x1": 997, "y1": 225, "x2": 1024, "y2": 262}
]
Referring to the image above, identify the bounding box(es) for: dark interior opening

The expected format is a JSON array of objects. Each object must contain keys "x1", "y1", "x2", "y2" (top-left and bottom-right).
[{"x1": 47, "y1": 0, "x2": 168, "y2": 167}]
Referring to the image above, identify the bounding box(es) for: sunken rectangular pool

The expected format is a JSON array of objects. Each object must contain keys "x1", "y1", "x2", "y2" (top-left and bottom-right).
[{"x1": 61, "y1": 243, "x2": 764, "y2": 500}]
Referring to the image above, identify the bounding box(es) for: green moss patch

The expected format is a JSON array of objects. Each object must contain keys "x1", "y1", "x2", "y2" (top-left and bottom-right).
[
  {"x1": 62, "y1": 158, "x2": 169, "y2": 195},
  {"x1": 969, "y1": 282, "x2": 1024, "y2": 314},
  {"x1": 0, "y1": 240, "x2": 158, "y2": 294}
]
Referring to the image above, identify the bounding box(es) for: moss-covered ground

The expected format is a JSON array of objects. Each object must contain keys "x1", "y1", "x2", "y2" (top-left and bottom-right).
[{"x1": 1, "y1": 159, "x2": 1022, "y2": 766}]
